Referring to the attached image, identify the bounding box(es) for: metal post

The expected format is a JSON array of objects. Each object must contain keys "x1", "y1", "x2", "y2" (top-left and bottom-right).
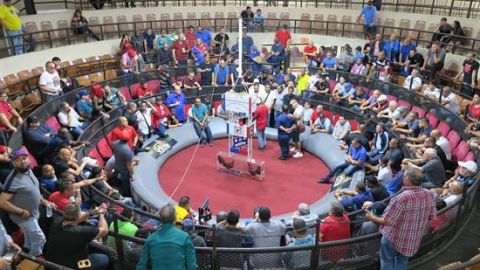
[
  {"x1": 467, "y1": 0, "x2": 473, "y2": 18},
  {"x1": 112, "y1": 215, "x2": 126, "y2": 270},
  {"x1": 238, "y1": 17, "x2": 243, "y2": 79},
  {"x1": 430, "y1": 0, "x2": 435, "y2": 15},
  {"x1": 311, "y1": 220, "x2": 321, "y2": 270},
  {"x1": 448, "y1": 0, "x2": 454, "y2": 16}
]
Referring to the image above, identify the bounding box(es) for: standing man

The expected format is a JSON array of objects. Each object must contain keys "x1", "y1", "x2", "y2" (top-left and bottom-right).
[
  {"x1": 366, "y1": 164, "x2": 436, "y2": 270},
  {"x1": 276, "y1": 104, "x2": 295, "y2": 160},
  {"x1": 137, "y1": 204, "x2": 196, "y2": 270},
  {"x1": 253, "y1": 98, "x2": 268, "y2": 150},
  {"x1": 357, "y1": 1, "x2": 378, "y2": 38},
  {"x1": 166, "y1": 84, "x2": 187, "y2": 123},
  {"x1": 172, "y1": 33, "x2": 189, "y2": 66},
  {"x1": 212, "y1": 58, "x2": 230, "y2": 87},
  {"x1": 112, "y1": 131, "x2": 137, "y2": 197},
  {"x1": 0, "y1": 149, "x2": 56, "y2": 256},
  {"x1": 191, "y1": 97, "x2": 213, "y2": 147},
  {"x1": 39, "y1": 61, "x2": 62, "y2": 103},
  {"x1": 422, "y1": 42, "x2": 446, "y2": 82},
  {"x1": 455, "y1": 52, "x2": 479, "y2": 97},
  {"x1": 0, "y1": 0, "x2": 24, "y2": 55},
  {"x1": 274, "y1": 24, "x2": 291, "y2": 48}
]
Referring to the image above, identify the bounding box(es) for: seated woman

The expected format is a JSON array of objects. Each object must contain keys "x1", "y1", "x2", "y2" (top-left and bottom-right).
[
  {"x1": 71, "y1": 9, "x2": 100, "y2": 41},
  {"x1": 447, "y1": 20, "x2": 466, "y2": 52}
]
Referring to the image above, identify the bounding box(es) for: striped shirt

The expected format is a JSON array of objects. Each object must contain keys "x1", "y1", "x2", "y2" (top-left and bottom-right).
[{"x1": 380, "y1": 186, "x2": 436, "y2": 256}]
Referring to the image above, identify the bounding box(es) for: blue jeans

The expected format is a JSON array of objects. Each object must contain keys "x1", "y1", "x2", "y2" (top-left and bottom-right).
[
  {"x1": 278, "y1": 136, "x2": 290, "y2": 158},
  {"x1": 17, "y1": 218, "x2": 46, "y2": 256},
  {"x1": 257, "y1": 129, "x2": 266, "y2": 148},
  {"x1": 325, "y1": 161, "x2": 362, "y2": 179},
  {"x1": 193, "y1": 122, "x2": 212, "y2": 144},
  {"x1": 380, "y1": 236, "x2": 409, "y2": 270},
  {"x1": 155, "y1": 123, "x2": 167, "y2": 138},
  {"x1": 368, "y1": 151, "x2": 383, "y2": 165},
  {"x1": 88, "y1": 253, "x2": 110, "y2": 270},
  {"x1": 7, "y1": 30, "x2": 24, "y2": 55}
]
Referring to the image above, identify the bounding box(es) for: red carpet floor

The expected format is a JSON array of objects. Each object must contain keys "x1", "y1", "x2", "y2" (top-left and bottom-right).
[{"x1": 158, "y1": 139, "x2": 331, "y2": 217}]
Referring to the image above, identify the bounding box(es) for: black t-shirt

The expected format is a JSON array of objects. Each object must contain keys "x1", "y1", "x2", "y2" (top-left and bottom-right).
[
  {"x1": 46, "y1": 218, "x2": 99, "y2": 268},
  {"x1": 214, "y1": 33, "x2": 229, "y2": 48},
  {"x1": 52, "y1": 156, "x2": 71, "y2": 177},
  {"x1": 122, "y1": 110, "x2": 138, "y2": 128},
  {"x1": 240, "y1": 10, "x2": 253, "y2": 21},
  {"x1": 198, "y1": 62, "x2": 213, "y2": 86},
  {"x1": 384, "y1": 147, "x2": 404, "y2": 166},
  {"x1": 434, "y1": 145, "x2": 448, "y2": 169},
  {"x1": 215, "y1": 224, "x2": 245, "y2": 247},
  {"x1": 408, "y1": 53, "x2": 424, "y2": 68},
  {"x1": 438, "y1": 24, "x2": 452, "y2": 35},
  {"x1": 462, "y1": 60, "x2": 479, "y2": 84},
  {"x1": 369, "y1": 184, "x2": 390, "y2": 202}
]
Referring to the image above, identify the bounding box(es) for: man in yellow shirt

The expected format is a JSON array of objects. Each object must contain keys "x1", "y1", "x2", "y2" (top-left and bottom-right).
[
  {"x1": 175, "y1": 196, "x2": 193, "y2": 224},
  {"x1": 296, "y1": 68, "x2": 310, "y2": 96},
  {"x1": 0, "y1": 0, "x2": 24, "y2": 55}
]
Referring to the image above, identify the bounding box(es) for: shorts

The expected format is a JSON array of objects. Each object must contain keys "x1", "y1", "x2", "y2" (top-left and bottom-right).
[{"x1": 291, "y1": 127, "x2": 300, "y2": 143}]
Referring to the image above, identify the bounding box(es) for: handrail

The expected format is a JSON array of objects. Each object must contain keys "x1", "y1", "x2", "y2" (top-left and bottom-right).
[
  {"x1": 21, "y1": 0, "x2": 480, "y2": 19},
  {"x1": 5, "y1": 18, "x2": 479, "y2": 58}
]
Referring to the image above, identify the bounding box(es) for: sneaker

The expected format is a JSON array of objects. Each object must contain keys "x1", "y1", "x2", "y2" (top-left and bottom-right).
[
  {"x1": 278, "y1": 156, "x2": 287, "y2": 160},
  {"x1": 208, "y1": 142, "x2": 213, "y2": 147},
  {"x1": 317, "y1": 178, "x2": 331, "y2": 184},
  {"x1": 293, "y1": 152, "x2": 303, "y2": 158},
  {"x1": 290, "y1": 146, "x2": 296, "y2": 152}
]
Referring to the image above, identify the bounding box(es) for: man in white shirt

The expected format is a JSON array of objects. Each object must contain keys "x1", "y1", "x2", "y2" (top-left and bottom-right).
[
  {"x1": 136, "y1": 101, "x2": 156, "y2": 138},
  {"x1": 431, "y1": 129, "x2": 451, "y2": 160},
  {"x1": 439, "y1": 86, "x2": 460, "y2": 114},
  {"x1": 423, "y1": 81, "x2": 441, "y2": 100},
  {"x1": 39, "y1": 61, "x2": 62, "y2": 103},
  {"x1": 289, "y1": 99, "x2": 304, "y2": 158},
  {"x1": 248, "y1": 79, "x2": 266, "y2": 102},
  {"x1": 307, "y1": 72, "x2": 321, "y2": 91},
  {"x1": 57, "y1": 102, "x2": 88, "y2": 139},
  {"x1": 402, "y1": 68, "x2": 422, "y2": 91}
]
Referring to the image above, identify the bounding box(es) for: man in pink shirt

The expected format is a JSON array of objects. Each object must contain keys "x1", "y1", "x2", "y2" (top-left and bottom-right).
[{"x1": 253, "y1": 99, "x2": 269, "y2": 150}]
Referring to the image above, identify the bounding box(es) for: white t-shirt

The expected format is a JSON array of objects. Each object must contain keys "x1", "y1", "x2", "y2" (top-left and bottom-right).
[
  {"x1": 263, "y1": 90, "x2": 277, "y2": 109},
  {"x1": 39, "y1": 71, "x2": 61, "y2": 95},
  {"x1": 248, "y1": 84, "x2": 266, "y2": 102},
  {"x1": 57, "y1": 109, "x2": 81, "y2": 128},
  {"x1": 403, "y1": 76, "x2": 422, "y2": 91},
  {"x1": 444, "y1": 194, "x2": 461, "y2": 208},
  {"x1": 293, "y1": 105, "x2": 304, "y2": 124},
  {"x1": 424, "y1": 87, "x2": 440, "y2": 99},
  {"x1": 442, "y1": 92, "x2": 460, "y2": 114},
  {"x1": 378, "y1": 166, "x2": 393, "y2": 185},
  {"x1": 136, "y1": 109, "x2": 152, "y2": 135},
  {"x1": 437, "y1": 136, "x2": 452, "y2": 160},
  {"x1": 307, "y1": 76, "x2": 320, "y2": 90}
]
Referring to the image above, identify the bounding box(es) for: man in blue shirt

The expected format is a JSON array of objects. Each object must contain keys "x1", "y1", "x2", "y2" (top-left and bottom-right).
[
  {"x1": 335, "y1": 181, "x2": 374, "y2": 211},
  {"x1": 195, "y1": 27, "x2": 211, "y2": 47},
  {"x1": 399, "y1": 37, "x2": 416, "y2": 64},
  {"x1": 321, "y1": 51, "x2": 337, "y2": 79},
  {"x1": 25, "y1": 116, "x2": 54, "y2": 162},
  {"x1": 76, "y1": 90, "x2": 94, "y2": 119},
  {"x1": 137, "y1": 204, "x2": 196, "y2": 270},
  {"x1": 242, "y1": 30, "x2": 254, "y2": 55},
  {"x1": 267, "y1": 38, "x2": 285, "y2": 72},
  {"x1": 191, "y1": 97, "x2": 213, "y2": 147},
  {"x1": 357, "y1": 1, "x2": 378, "y2": 38},
  {"x1": 319, "y1": 138, "x2": 367, "y2": 183},
  {"x1": 276, "y1": 105, "x2": 295, "y2": 160},
  {"x1": 212, "y1": 59, "x2": 230, "y2": 87},
  {"x1": 166, "y1": 84, "x2": 187, "y2": 123},
  {"x1": 383, "y1": 33, "x2": 401, "y2": 62}
]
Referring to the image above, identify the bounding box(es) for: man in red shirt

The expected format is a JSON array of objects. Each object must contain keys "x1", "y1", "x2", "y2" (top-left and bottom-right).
[
  {"x1": 151, "y1": 96, "x2": 171, "y2": 138},
  {"x1": 181, "y1": 72, "x2": 202, "y2": 94},
  {"x1": 274, "y1": 25, "x2": 291, "y2": 48},
  {"x1": 185, "y1": 25, "x2": 196, "y2": 51},
  {"x1": 320, "y1": 201, "x2": 351, "y2": 262},
  {"x1": 304, "y1": 40, "x2": 318, "y2": 72},
  {"x1": 111, "y1": 116, "x2": 139, "y2": 150},
  {"x1": 172, "y1": 33, "x2": 189, "y2": 66},
  {"x1": 136, "y1": 81, "x2": 153, "y2": 99},
  {"x1": 309, "y1": 104, "x2": 324, "y2": 126},
  {"x1": 0, "y1": 90, "x2": 23, "y2": 142},
  {"x1": 253, "y1": 99, "x2": 269, "y2": 150}
]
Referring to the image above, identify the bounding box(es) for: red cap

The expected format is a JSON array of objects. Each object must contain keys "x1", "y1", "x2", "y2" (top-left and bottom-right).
[{"x1": 127, "y1": 49, "x2": 136, "y2": 58}]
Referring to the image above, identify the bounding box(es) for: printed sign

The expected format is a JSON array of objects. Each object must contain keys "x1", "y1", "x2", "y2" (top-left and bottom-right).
[
  {"x1": 147, "y1": 135, "x2": 178, "y2": 159},
  {"x1": 232, "y1": 137, "x2": 248, "y2": 148}
]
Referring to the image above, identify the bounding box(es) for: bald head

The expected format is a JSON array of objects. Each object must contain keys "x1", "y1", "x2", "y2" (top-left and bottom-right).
[
  {"x1": 118, "y1": 116, "x2": 128, "y2": 127},
  {"x1": 430, "y1": 129, "x2": 441, "y2": 139}
]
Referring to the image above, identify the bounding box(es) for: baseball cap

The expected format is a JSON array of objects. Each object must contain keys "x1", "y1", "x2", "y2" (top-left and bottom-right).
[
  {"x1": 12, "y1": 149, "x2": 29, "y2": 159},
  {"x1": 0, "y1": 145, "x2": 6, "y2": 154},
  {"x1": 378, "y1": 94, "x2": 388, "y2": 101},
  {"x1": 344, "y1": 82, "x2": 352, "y2": 89},
  {"x1": 127, "y1": 49, "x2": 137, "y2": 58},
  {"x1": 370, "y1": 201, "x2": 386, "y2": 216},
  {"x1": 458, "y1": 160, "x2": 478, "y2": 173},
  {"x1": 253, "y1": 78, "x2": 260, "y2": 84},
  {"x1": 78, "y1": 89, "x2": 89, "y2": 97},
  {"x1": 181, "y1": 218, "x2": 195, "y2": 232}
]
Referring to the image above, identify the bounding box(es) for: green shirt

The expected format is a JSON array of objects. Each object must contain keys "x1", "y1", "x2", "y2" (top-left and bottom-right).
[
  {"x1": 296, "y1": 74, "x2": 310, "y2": 95},
  {"x1": 136, "y1": 224, "x2": 196, "y2": 270},
  {"x1": 106, "y1": 220, "x2": 138, "y2": 249}
]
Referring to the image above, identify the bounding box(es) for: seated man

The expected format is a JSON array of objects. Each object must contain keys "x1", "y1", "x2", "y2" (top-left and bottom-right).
[
  {"x1": 358, "y1": 89, "x2": 381, "y2": 113},
  {"x1": 367, "y1": 123, "x2": 389, "y2": 165},
  {"x1": 400, "y1": 117, "x2": 432, "y2": 145},
  {"x1": 435, "y1": 181, "x2": 464, "y2": 210},
  {"x1": 76, "y1": 90, "x2": 95, "y2": 120},
  {"x1": 333, "y1": 82, "x2": 355, "y2": 105},
  {"x1": 215, "y1": 209, "x2": 244, "y2": 248},
  {"x1": 441, "y1": 160, "x2": 477, "y2": 189},
  {"x1": 319, "y1": 138, "x2": 367, "y2": 183},
  {"x1": 191, "y1": 97, "x2": 213, "y2": 147},
  {"x1": 283, "y1": 218, "x2": 315, "y2": 269},
  {"x1": 45, "y1": 203, "x2": 109, "y2": 269},
  {"x1": 332, "y1": 116, "x2": 351, "y2": 142},
  {"x1": 393, "y1": 111, "x2": 420, "y2": 138},
  {"x1": 402, "y1": 148, "x2": 446, "y2": 189},
  {"x1": 348, "y1": 87, "x2": 369, "y2": 109},
  {"x1": 311, "y1": 112, "x2": 333, "y2": 134},
  {"x1": 409, "y1": 136, "x2": 448, "y2": 169},
  {"x1": 48, "y1": 178, "x2": 101, "y2": 210},
  {"x1": 319, "y1": 201, "x2": 351, "y2": 261},
  {"x1": 57, "y1": 102, "x2": 89, "y2": 139},
  {"x1": 39, "y1": 164, "x2": 58, "y2": 192},
  {"x1": 24, "y1": 116, "x2": 54, "y2": 162},
  {"x1": 376, "y1": 100, "x2": 401, "y2": 124},
  {"x1": 334, "y1": 181, "x2": 373, "y2": 211},
  {"x1": 365, "y1": 175, "x2": 390, "y2": 202},
  {"x1": 402, "y1": 68, "x2": 422, "y2": 91},
  {"x1": 287, "y1": 203, "x2": 319, "y2": 226}
]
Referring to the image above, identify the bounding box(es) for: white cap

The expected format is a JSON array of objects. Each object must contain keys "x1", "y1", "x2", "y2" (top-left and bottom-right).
[
  {"x1": 458, "y1": 160, "x2": 477, "y2": 173},
  {"x1": 378, "y1": 95, "x2": 387, "y2": 101},
  {"x1": 253, "y1": 78, "x2": 260, "y2": 84}
]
